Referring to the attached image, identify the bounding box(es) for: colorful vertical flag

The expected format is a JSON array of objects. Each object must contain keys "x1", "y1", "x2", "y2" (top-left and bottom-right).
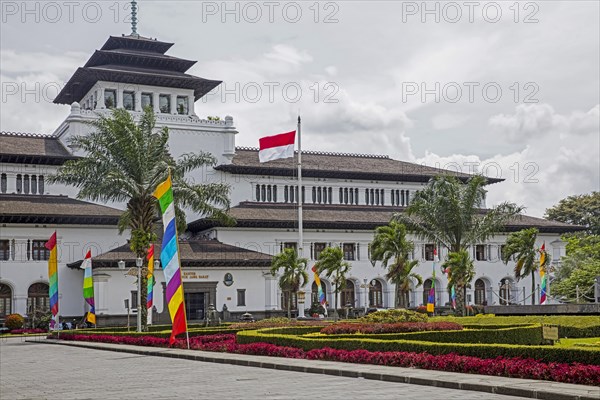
[
  {"x1": 426, "y1": 247, "x2": 437, "y2": 313},
  {"x1": 44, "y1": 232, "x2": 59, "y2": 329},
  {"x1": 81, "y1": 250, "x2": 96, "y2": 325},
  {"x1": 147, "y1": 244, "x2": 155, "y2": 310},
  {"x1": 311, "y1": 265, "x2": 327, "y2": 316},
  {"x1": 153, "y1": 174, "x2": 188, "y2": 344},
  {"x1": 539, "y1": 242, "x2": 547, "y2": 305},
  {"x1": 450, "y1": 286, "x2": 456, "y2": 309}
]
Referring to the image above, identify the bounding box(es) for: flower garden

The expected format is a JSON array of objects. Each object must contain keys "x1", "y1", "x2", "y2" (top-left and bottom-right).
[{"x1": 50, "y1": 311, "x2": 600, "y2": 386}]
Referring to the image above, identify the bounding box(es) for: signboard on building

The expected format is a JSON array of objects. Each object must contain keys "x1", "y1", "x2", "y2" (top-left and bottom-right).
[
  {"x1": 182, "y1": 271, "x2": 208, "y2": 280},
  {"x1": 542, "y1": 325, "x2": 559, "y2": 341}
]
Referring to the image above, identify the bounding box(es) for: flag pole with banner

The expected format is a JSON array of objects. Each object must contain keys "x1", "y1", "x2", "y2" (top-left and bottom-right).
[
  {"x1": 426, "y1": 247, "x2": 437, "y2": 314},
  {"x1": 153, "y1": 174, "x2": 189, "y2": 348},
  {"x1": 81, "y1": 249, "x2": 96, "y2": 327},
  {"x1": 45, "y1": 232, "x2": 59, "y2": 332},
  {"x1": 540, "y1": 242, "x2": 547, "y2": 305},
  {"x1": 147, "y1": 244, "x2": 155, "y2": 325},
  {"x1": 297, "y1": 116, "x2": 303, "y2": 257}
]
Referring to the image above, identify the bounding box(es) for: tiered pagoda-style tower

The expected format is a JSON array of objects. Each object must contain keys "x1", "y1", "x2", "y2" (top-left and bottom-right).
[{"x1": 52, "y1": 33, "x2": 238, "y2": 167}]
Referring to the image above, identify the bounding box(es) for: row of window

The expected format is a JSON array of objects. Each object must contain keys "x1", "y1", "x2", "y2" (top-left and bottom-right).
[
  {"x1": 83, "y1": 89, "x2": 191, "y2": 115},
  {"x1": 0, "y1": 239, "x2": 50, "y2": 261},
  {"x1": 255, "y1": 184, "x2": 413, "y2": 206},
  {"x1": 282, "y1": 279, "x2": 385, "y2": 310},
  {"x1": 281, "y1": 242, "x2": 360, "y2": 261},
  {"x1": 1, "y1": 174, "x2": 45, "y2": 195},
  {"x1": 0, "y1": 283, "x2": 49, "y2": 317}
]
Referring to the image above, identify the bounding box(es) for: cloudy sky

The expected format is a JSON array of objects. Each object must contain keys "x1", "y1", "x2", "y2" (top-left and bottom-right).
[{"x1": 1, "y1": 1, "x2": 598, "y2": 217}]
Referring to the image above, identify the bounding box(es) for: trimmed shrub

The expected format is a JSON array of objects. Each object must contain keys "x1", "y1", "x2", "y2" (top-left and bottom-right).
[
  {"x1": 52, "y1": 327, "x2": 239, "y2": 339},
  {"x1": 361, "y1": 309, "x2": 427, "y2": 323},
  {"x1": 236, "y1": 328, "x2": 600, "y2": 365},
  {"x1": 321, "y1": 322, "x2": 462, "y2": 335},
  {"x1": 316, "y1": 325, "x2": 544, "y2": 346},
  {"x1": 5, "y1": 314, "x2": 25, "y2": 330}
]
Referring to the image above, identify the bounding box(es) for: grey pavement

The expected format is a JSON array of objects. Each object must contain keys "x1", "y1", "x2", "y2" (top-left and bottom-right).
[{"x1": 0, "y1": 337, "x2": 597, "y2": 400}]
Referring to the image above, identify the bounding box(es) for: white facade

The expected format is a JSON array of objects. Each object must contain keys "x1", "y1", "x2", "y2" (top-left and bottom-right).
[{"x1": 0, "y1": 34, "x2": 573, "y2": 324}]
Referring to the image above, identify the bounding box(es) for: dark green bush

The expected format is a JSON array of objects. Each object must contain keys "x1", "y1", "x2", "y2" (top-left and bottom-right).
[
  {"x1": 316, "y1": 325, "x2": 543, "y2": 345},
  {"x1": 236, "y1": 328, "x2": 600, "y2": 365}
]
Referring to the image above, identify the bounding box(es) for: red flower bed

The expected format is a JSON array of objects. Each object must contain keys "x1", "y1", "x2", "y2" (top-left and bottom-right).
[
  {"x1": 8, "y1": 328, "x2": 47, "y2": 334},
  {"x1": 56, "y1": 333, "x2": 600, "y2": 386},
  {"x1": 320, "y1": 322, "x2": 463, "y2": 335}
]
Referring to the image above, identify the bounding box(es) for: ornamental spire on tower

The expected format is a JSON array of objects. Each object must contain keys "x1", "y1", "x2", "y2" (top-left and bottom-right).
[{"x1": 130, "y1": 0, "x2": 138, "y2": 35}]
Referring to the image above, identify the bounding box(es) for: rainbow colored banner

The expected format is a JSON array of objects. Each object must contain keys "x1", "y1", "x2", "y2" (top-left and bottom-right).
[
  {"x1": 450, "y1": 285, "x2": 456, "y2": 309},
  {"x1": 147, "y1": 244, "x2": 155, "y2": 310},
  {"x1": 153, "y1": 175, "x2": 188, "y2": 344},
  {"x1": 426, "y1": 248, "x2": 437, "y2": 313},
  {"x1": 81, "y1": 250, "x2": 96, "y2": 325},
  {"x1": 311, "y1": 265, "x2": 327, "y2": 315},
  {"x1": 45, "y1": 232, "x2": 59, "y2": 329},
  {"x1": 540, "y1": 242, "x2": 547, "y2": 305}
]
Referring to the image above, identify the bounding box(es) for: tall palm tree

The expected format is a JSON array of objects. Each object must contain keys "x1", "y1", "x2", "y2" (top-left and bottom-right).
[
  {"x1": 270, "y1": 248, "x2": 309, "y2": 318},
  {"x1": 501, "y1": 228, "x2": 549, "y2": 305},
  {"x1": 49, "y1": 108, "x2": 231, "y2": 328},
  {"x1": 395, "y1": 175, "x2": 522, "y2": 313},
  {"x1": 443, "y1": 250, "x2": 475, "y2": 316},
  {"x1": 370, "y1": 221, "x2": 422, "y2": 308},
  {"x1": 315, "y1": 246, "x2": 351, "y2": 321}
]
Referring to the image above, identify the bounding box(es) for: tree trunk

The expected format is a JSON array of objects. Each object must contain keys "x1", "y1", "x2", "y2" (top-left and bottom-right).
[
  {"x1": 334, "y1": 273, "x2": 339, "y2": 322},
  {"x1": 287, "y1": 292, "x2": 292, "y2": 319},
  {"x1": 531, "y1": 273, "x2": 536, "y2": 306},
  {"x1": 456, "y1": 284, "x2": 466, "y2": 316}
]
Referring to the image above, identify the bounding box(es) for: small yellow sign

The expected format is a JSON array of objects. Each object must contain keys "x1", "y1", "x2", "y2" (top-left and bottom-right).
[{"x1": 542, "y1": 325, "x2": 559, "y2": 341}]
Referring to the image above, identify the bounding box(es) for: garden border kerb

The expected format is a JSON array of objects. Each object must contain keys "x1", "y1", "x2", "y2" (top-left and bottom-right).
[{"x1": 40, "y1": 339, "x2": 600, "y2": 400}]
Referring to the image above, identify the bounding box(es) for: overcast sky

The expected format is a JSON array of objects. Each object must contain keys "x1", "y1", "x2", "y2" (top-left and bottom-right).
[{"x1": 1, "y1": 1, "x2": 598, "y2": 217}]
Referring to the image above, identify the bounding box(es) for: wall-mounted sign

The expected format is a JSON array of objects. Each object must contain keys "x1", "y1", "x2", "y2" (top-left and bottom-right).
[
  {"x1": 182, "y1": 271, "x2": 208, "y2": 280},
  {"x1": 223, "y1": 273, "x2": 234, "y2": 286}
]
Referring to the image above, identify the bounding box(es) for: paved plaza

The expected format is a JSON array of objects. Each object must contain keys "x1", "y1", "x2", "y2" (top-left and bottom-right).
[{"x1": 0, "y1": 338, "x2": 531, "y2": 400}]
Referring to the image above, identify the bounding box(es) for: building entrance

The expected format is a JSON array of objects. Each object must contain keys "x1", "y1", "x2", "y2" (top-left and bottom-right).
[{"x1": 185, "y1": 292, "x2": 205, "y2": 321}]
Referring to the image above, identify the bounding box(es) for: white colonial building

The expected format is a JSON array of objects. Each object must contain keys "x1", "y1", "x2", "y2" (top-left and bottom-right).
[{"x1": 0, "y1": 32, "x2": 582, "y2": 325}]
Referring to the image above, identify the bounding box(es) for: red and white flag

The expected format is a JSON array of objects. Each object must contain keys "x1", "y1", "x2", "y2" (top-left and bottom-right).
[{"x1": 259, "y1": 131, "x2": 296, "y2": 163}]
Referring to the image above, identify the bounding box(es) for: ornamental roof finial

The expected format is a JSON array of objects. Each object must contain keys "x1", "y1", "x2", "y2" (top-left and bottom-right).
[{"x1": 131, "y1": 0, "x2": 138, "y2": 35}]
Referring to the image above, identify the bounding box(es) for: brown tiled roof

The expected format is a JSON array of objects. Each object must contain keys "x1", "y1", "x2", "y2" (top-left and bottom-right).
[
  {"x1": 0, "y1": 194, "x2": 122, "y2": 225},
  {"x1": 215, "y1": 148, "x2": 503, "y2": 184},
  {"x1": 67, "y1": 239, "x2": 272, "y2": 268},
  {"x1": 189, "y1": 202, "x2": 584, "y2": 234},
  {"x1": 0, "y1": 132, "x2": 76, "y2": 165}
]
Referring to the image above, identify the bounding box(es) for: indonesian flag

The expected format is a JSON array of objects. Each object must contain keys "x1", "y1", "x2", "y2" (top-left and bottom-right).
[{"x1": 259, "y1": 131, "x2": 296, "y2": 163}]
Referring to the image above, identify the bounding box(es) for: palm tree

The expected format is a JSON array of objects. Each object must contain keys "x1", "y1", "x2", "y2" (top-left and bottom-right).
[
  {"x1": 443, "y1": 250, "x2": 475, "y2": 316},
  {"x1": 395, "y1": 175, "x2": 522, "y2": 313},
  {"x1": 369, "y1": 221, "x2": 422, "y2": 308},
  {"x1": 49, "y1": 108, "x2": 231, "y2": 329},
  {"x1": 315, "y1": 246, "x2": 351, "y2": 321},
  {"x1": 501, "y1": 228, "x2": 549, "y2": 305},
  {"x1": 270, "y1": 248, "x2": 309, "y2": 318}
]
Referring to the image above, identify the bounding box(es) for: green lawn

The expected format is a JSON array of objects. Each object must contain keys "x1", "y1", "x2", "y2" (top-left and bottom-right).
[
  {"x1": 556, "y1": 337, "x2": 600, "y2": 348},
  {"x1": 431, "y1": 315, "x2": 600, "y2": 328}
]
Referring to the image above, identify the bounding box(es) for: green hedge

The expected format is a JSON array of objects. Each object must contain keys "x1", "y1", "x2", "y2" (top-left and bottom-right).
[
  {"x1": 310, "y1": 325, "x2": 544, "y2": 345},
  {"x1": 433, "y1": 316, "x2": 600, "y2": 338},
  {"x1": 236, "y1": 328, "x2": 600, "y2": 365}
]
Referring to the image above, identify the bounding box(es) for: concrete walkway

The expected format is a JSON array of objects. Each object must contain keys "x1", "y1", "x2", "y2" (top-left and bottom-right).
[{"x1": 43, "y1": 339, "x2": 599, "y2": 400}]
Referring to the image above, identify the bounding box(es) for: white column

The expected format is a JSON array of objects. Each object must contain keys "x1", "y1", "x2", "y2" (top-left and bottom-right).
[
  {"x1": 134, "y1": 91, "x2": 142, "y2": 112},
  {"x1": 116, "y1": 88, "x2": 123, "y2": 109},
  {"x1": 188, "y1": 94, "x2": 196, "y2": 116},
  {"x1": 170, "y1": 94, "x2": 178, "y2": 115},
  {"x1": 153, "y1": 93, "x2": 160, "y2": 113},
  {"x1": 98, "y1": 88, "x2": 105, "y2": 109}
]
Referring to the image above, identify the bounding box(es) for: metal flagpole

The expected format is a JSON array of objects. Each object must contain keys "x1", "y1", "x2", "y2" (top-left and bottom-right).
[{"x1": 297, "y1": 116, "x2": 303, "y2": 257}]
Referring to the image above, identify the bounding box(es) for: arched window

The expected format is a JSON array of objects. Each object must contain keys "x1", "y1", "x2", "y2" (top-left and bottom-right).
[
  {"x1": 284, "y1": 185, "x2": 289, "y2": 202},
  {"x1": 328, "y1": 187, "x2": 333, "y2": 204},
  {"x1": 474, "y1": 279, "x2": 486, "y2": 305},
  {"x1": 27, "y1": 282, "x2": 49, "y2": 313},
  {"x1": 311, "y1": 281, "x2": 327, "y2": 305},
  {"x1": 267, "y1": 185, "x2": 272, "y2": 202},
  {"x1": 256, "y1": 184, "x2": 260, "y2": 201},
  {"x1": 369, "y1": 280, "x2": 383, "y2": 308},
  {"x1": 16, "y1": 174, "x2": 22, "y2": 194},
  {"x1": 499, "y1": 278, "x2": 512, "y2": 305},
  {"x1": 273, "y1": 185, "x2": 277, "y2": 202},
  {"x1": 23, "y1": 175, "x2": 30, "y2": 194},
  {"x1": 354, "y1": 188, "x2": 359, "y2": 205},
  {"x1": 365, "y1": 188, "x2": 369, "y2": 205},
  {"x1": 0, "y1": 174, "x2": 6, "y2": 193},
  {"x1": 339, "y1": 188, "x2": 343, "y2": 204},
  {"x1": 0, "y1": 283, "x2": 12, "y2": 317},
  {"x1": 31, "y1": 175, "x2": 37, "y2": 194},
  {"x1": 341, "y1": 279, "x2": 355, "y2": 308},
  {"x1": 422, "y1": 279, "x2": 433, "y2": 306},
  {"x1": 312, "y1": 187, "x2": 316, "y2": 203}
]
